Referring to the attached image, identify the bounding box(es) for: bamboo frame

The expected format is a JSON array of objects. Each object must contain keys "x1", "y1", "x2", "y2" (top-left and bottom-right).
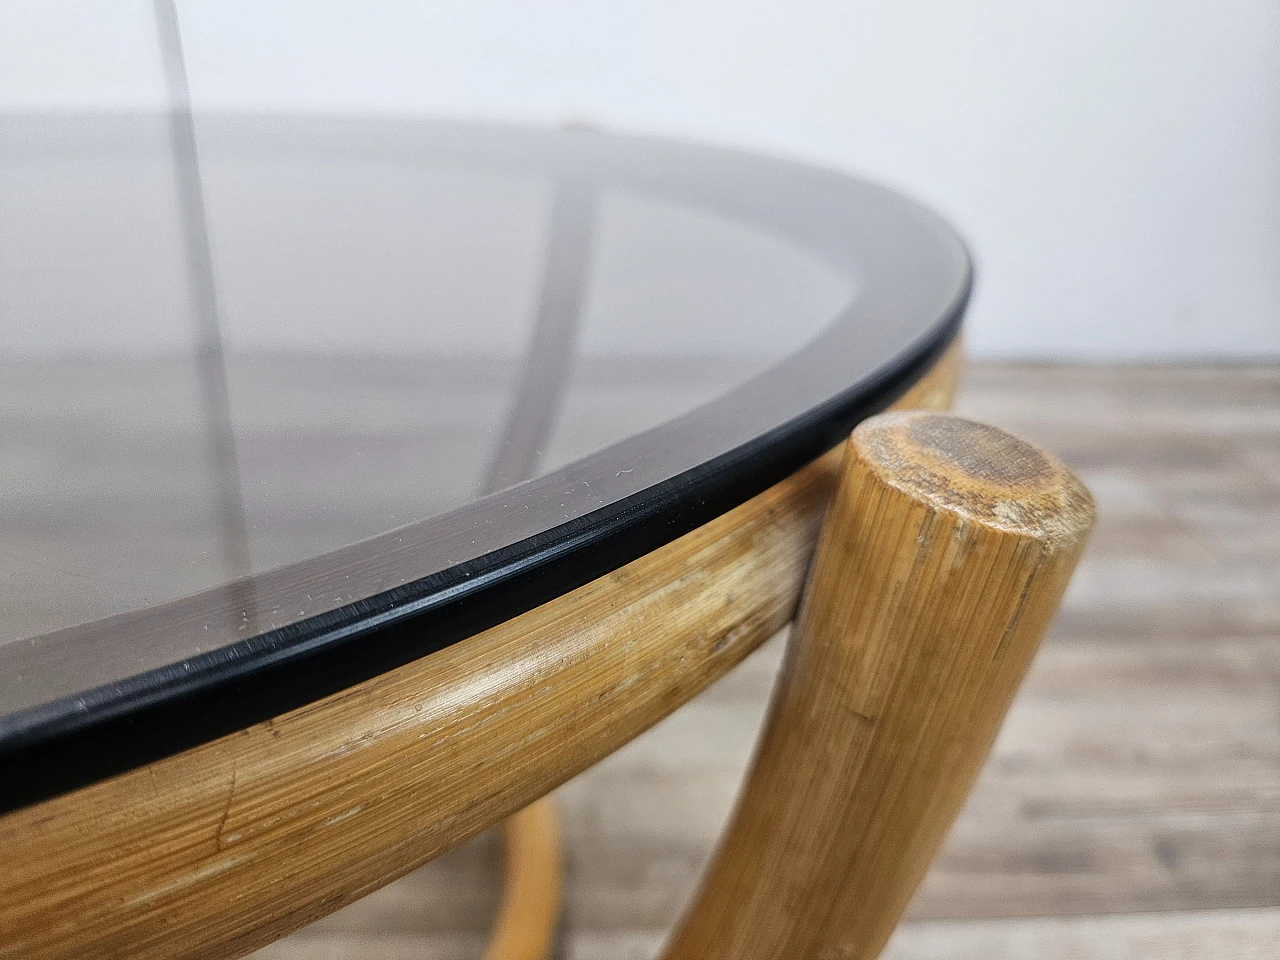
[{"x1": 0, "y1": 341, "x2": 977, "y2": 959}]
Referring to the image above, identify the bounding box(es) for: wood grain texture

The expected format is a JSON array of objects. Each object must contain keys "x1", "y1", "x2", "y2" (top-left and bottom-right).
[
  {"x1": 665, "y1": 411, "x2": 1095, "y2": 960},
  {"x1": 0, "y1": 452, "x2": 834, "y2": 960},
  {"x1": 547, "y1": 908, "x2": 1280, "y2": 960},
  {"x1": 0, "y1": 342, "x2": 961, "y2": 960}
]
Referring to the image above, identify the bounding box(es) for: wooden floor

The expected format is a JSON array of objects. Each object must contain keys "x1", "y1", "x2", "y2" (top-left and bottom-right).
[{"x1": 253, "y1": 364, "x2": 1280, "y2": 959}]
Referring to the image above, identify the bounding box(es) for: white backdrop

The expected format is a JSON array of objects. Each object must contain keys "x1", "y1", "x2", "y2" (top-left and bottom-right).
[{"x1": 3, "y1": 0, "x2": 1278, "y2": 359}]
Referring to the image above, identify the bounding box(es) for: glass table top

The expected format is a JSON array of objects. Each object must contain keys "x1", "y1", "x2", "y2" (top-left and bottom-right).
[
  {"x1": 0, "y1": 114, "x2": 969, "y2": 808},
  {"x1": 1, "y1": 115, "x2": 853, "y2": 646}
]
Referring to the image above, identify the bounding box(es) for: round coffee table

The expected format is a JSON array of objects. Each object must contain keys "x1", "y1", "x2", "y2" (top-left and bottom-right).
[{"x1": 0, "y1": 114, "x2": 970, "y2": 956}]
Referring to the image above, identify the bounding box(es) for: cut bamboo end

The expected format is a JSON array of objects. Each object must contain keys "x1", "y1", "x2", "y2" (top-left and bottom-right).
[
  {"x1": 664, "y1": 412, "x2": 1095, "y2": 960},
  {"x1": 853, "y1": 411, "x2": 1094, "y2": 544}
]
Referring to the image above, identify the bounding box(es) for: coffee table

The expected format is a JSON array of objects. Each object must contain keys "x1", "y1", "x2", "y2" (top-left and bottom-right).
[{"x1": 0, "y1": 115, "x2": 1093, "y2": 960}]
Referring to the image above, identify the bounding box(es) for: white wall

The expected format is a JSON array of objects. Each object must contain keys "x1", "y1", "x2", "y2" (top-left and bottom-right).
[{"x1": 3, "y1": 0, "x2": 1278, "y2": 359}]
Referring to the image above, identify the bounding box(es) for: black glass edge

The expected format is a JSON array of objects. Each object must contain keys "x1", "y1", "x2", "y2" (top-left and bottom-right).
[{"x1": 0, "y1": 296, "x2": 967, "y2": 813}]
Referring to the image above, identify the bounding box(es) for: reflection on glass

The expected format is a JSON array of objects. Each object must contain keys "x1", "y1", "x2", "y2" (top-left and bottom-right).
[{"x1": 0, "y1": 116, "x2": 855, "y2": 652}]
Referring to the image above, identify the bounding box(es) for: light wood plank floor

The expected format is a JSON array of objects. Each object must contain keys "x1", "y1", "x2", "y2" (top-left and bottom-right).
[{"x1": 254, "y1": 364, "x2": 1280, "y2": 959}]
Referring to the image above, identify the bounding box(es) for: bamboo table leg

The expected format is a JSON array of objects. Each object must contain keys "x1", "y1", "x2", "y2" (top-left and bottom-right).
[
  {"x1": 663, "y1": 411, "x2": 1095, "y2": 960},
  {"x1": 482, "y1": 797, "x2": 563, "y2": 960}
]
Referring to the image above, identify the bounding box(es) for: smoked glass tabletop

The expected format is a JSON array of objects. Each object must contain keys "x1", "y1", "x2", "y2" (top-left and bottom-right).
[{"x1": 0, "y1": 114, "x2": 969, "y2": 807}]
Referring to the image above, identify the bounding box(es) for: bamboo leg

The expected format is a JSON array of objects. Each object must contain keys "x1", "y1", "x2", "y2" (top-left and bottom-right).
[
  {"x1": 482, "y1": 796, "x2": 563, "y2": 960},
  {"x1": 663, "y1": 411, "x2": 1095, "y2": 960}
]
